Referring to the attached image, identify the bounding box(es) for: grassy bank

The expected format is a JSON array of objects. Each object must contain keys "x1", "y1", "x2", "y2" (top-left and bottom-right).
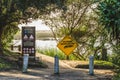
[
  {"x1": 0, "y1": 49, "x2": 20, "y2": 70},
  {"x1": 37, "y1": 48, "x2": 119, "y2": 70},
  {"x1": 0, "y1": 49, "x2": 48, "y2": 70},
  {"x1": 37, "y1": 48, "x2": 79, "y2": 60},
  {"x1": 75, "y1": 60, "x2": 118, "y2": 69},
  {"x1": 113, "y1": 73, "x2": 120, "y2": 80}
]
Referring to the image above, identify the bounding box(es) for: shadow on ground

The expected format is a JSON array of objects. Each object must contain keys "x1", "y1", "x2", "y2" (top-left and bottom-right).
[{"x1": 0, "y1": 53, "x2": 114, "y2": 80}]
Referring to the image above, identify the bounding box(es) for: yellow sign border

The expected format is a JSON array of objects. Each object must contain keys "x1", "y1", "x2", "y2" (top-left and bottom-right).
[{"x1": 57, "y1": 35, "x2": 78, "y2": 56}]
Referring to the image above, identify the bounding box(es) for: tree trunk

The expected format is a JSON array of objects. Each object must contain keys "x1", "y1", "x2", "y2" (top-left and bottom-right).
[
  {"x1": 101, "y1": 48, "x2": 107, "y2": 61},
  {"x1": 0, "y1": 40, "x2": 3, "y2": 56},
  {"x1": 0, "y1": 28, "x2": 4, "y2": 56}
]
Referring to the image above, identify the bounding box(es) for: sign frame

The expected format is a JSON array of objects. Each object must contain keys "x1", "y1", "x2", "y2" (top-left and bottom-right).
[{"x1": 22, "y1": 26, "x2": 36, "y2": 58}]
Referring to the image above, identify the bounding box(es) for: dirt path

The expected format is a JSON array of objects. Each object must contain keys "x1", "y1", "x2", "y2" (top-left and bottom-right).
[
  {"x1": 0, "y1": 53, "x2": 114, "y2": 80},
  {"x1": 36, "y1": 53, "x2": 72, "y2": 69}
]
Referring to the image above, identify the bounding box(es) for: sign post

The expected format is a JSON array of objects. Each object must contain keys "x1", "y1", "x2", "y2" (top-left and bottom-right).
[
  {"x1": 56, "y1": 35, "x2": 78, "y2": 74},
  {"x1": 22, "y1": 27, "x2": 36, "y2": 58},
  {"x1": 22, "y1": 27, "x2": 36, "y2": 72}
]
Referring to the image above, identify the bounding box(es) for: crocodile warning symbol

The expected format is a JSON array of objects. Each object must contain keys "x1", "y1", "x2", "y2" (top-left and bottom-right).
[{"x1": 57, "y1": 36, "x2": 78, "y2": 56}]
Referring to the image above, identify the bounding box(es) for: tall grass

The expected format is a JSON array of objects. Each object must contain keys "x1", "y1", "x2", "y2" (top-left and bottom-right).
[{"x1": 37, "y1": 48, "x2": 79, "y2": 60}]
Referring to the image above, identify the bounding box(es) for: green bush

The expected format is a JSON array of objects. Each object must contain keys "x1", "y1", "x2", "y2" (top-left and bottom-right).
[{"x1": 110, "y1": 54, "x2": 120, "y2": 68}]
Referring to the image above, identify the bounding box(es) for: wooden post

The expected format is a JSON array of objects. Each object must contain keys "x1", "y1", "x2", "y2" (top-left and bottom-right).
[
  {"x1": 18, "y1": 45, "x2": 21, "y2": 51},
  {"x1": 66, "y1": 55, "x2": 69, "y2": 60}
]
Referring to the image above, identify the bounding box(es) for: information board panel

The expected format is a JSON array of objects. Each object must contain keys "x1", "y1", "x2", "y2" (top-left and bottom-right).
[{"x1": 22, "y1": 27, "x2": 36, "y2": 57}]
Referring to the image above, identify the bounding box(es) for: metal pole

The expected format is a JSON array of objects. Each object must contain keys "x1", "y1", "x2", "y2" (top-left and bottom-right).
[
  {"x1": 89, "y1": 55, "x2": 94, "y2": 75},
  {"x1": 54, "y1": 55, "x2": 59, "y2": 74},
  {"x1": 22, "y1": 54, "x2": 29, "y2": 73}
]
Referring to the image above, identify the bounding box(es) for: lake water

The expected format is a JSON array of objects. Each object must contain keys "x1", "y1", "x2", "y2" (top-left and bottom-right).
[
  {"x1": 13, "y1": 40, "x2": 112, "y2": 54},
  {"x1": 13, "y1": 40, "x2": 57, "y2": 49}
]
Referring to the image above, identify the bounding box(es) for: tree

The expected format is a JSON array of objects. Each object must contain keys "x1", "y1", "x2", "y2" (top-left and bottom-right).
[
  {"x1": 97, "y1": 0, "x2": 120, "y2": 44},
  {"x1": 43, "y1": 0, "x2": 92, "y2": 36},
  {"x1": 0, "y1": 0, "x2": 21, "y2": 55},
  {"x1": 42, "y1": 0, "x2": 105, "y2": 60},
  {"x1": 0, "y1": 0, "x2": 65, "y2": 55},
  {"x1": 97, "y1": 0, "x2": 120, "y2": 66}
]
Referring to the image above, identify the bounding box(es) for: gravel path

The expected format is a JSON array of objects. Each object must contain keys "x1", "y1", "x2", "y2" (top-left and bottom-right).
[{"x1": 0, "y1": 53, "x2": 114, "y2": 80}]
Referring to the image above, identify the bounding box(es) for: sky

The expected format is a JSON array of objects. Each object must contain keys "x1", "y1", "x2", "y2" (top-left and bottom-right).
[{"x1": 18, "y1": 20, "x2": 50, "y2": 31}]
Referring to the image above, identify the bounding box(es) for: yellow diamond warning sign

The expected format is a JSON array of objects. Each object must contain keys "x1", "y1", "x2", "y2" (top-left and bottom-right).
[{"x1": 57, "y1": 36, "x2": 78, "y2": 56}]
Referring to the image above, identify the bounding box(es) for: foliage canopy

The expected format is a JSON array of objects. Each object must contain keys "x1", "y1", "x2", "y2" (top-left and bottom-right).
[
  {"x1": 0, "y1": 0, "x2": 65, "y2": 54},
  {"x1": 97, "y1": 0, "x2": 120, "y2": 44}
]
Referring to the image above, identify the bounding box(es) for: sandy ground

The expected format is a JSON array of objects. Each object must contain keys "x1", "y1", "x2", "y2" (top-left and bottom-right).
[{"x1": 0, "y1": 53, "x2": 114, "y2": 80}]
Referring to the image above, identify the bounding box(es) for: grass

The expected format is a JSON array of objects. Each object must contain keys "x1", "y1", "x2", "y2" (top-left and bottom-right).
[
  {"x1": 37, "y1": 48, "x2": 119, "y2": 69},
  {"x1": 0, "y1": 58, "x2": 12, "y2": 70},
  {"x1": 94, "y1": 60, "x2": 118, "y2": 69},
  {"x1": 113, "y1": 73, "x2": 120, "y2": 80},
  {"x1": 0, "y1": 49, "x2": 48, "y2": 70},
  {"x1": 37, "y1": 48, "x2": 79, "y2": 60},
  {"x1": 75, "y1": 60, "x2": 118, "y2": 69},
  {"x1": 37, "y1": 48, "x2": 65, "y2": 59},
  {"x1": 0, "y1": 49, "x2": 20, "y2": 70}
]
